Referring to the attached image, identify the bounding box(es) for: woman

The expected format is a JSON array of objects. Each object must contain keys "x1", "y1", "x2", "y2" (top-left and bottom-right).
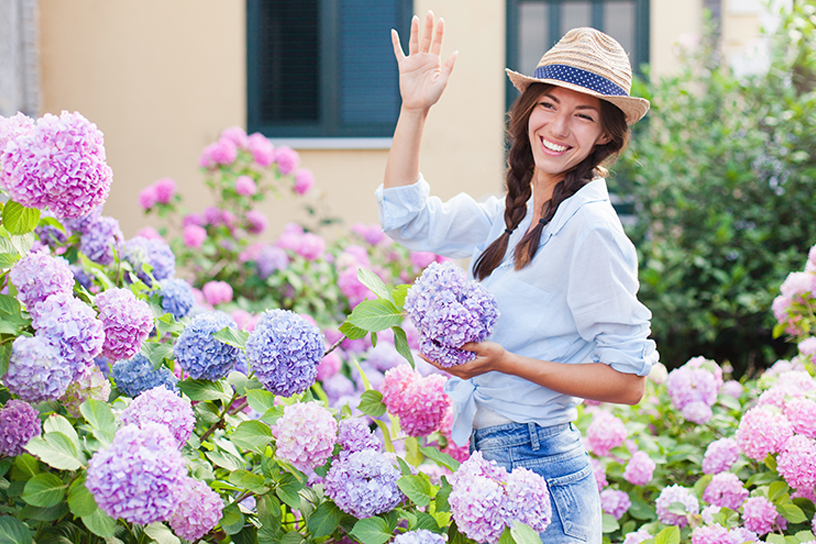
[{"x1": 377, "y1": 12, "x2": 659, "y2": 543}]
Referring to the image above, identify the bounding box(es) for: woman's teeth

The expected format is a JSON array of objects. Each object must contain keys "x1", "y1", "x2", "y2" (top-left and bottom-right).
[{"x1": 542, "y1": 139, "x2": 568, "y2": 152}]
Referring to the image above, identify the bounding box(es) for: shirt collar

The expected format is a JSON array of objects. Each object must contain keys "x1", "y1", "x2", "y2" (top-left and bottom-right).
[{"x1": 543, "y1": 177, "x2": 610, "y2": 239}]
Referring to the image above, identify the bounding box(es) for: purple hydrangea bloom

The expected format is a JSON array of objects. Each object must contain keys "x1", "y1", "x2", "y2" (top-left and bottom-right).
[
  {"x1": 159, "y1": 278, "x2": 195, "y2": 320},
  {"x1": 449, "y1": 451, "x2": 551, "y2": 543},
  {"x1": 0, "y1": 112, "x2": 34, "y2": 152},
  {"x1": 121, "y1": 386, "x2": 195, "y2": 449},
  {"x1": 62, "y1": 205, "x2": 102, "y2": 235},
  {"x1": 702, "y1": 437, "x2": 740, "y2": 474},
  {"x1": 257, "y1": 245, "x2": 289, "y2": 279},
  {"x1": 10, "y1": 251, "x2": 74, "y2": 314},
  {"x1": 4, "y1": 335, "x2": 72, "y2": 402},
  {"x1": 338, "y1": 418, "x2": 382, "y2": 455},
  {"x1": 31, "y1": 293, "x2": 104, "y2": 380},
  {"x1": 392, "y1": 530, "x2": 447, "y2": 544},
  {"x1": 273, "y1": 402, "x2": 337, "y2": 471},
  {"x1": 741, "y1": 496, "x2": 780, "y2": 535},
  {"x1": 655, "y1": 484, "x2": 698, "y2": 527},
  {"x1": 702, "y1": 472, "x2": 748, "y2": 510},
  {"x1": 245, "y1": 309, "x2": 324, "y2": 397},
  {"x1": 123, "y1": 235, "x2": 175, "y2": 286},
  {"x1": 600, "y1": 488, "x2": 631, "y2": 520},
  {"x1": 0, "y1": 111, "x2": 113, "y2": 218},
  {"x1": 324, "y1": 449, "x2": 404, "y2": 518},
  {"x1": 168, "y1": 476, "x2": 224, "y2": 540},
  {"x1": 70, "y1": 264, "x2": 94, "y2": 290},
  {"x1": 404, "y1": 261, "x2": 499, "y2": 367},
  {"x1": 85, "y1": 422, "x2": 186, "y2": 524},
  {"x1": 0, "y1": 400, "x2": 42, "y2": 457},
  {"x1": 96, "y1": 287, "x2": 153, "y2": 361},
  {"x1": 623, "y1": 450, "x2": 656, "y2": 486},
  {"x1": 80, "y1": 215, "x2": 123, "y2": 265},
  {"x1": 34, "y1": 211, "x2": 69, "y2": 247},
  {"x1": 665, "y1": 356, "x2": 724, "y2": 423},
  {"x1": 111, "y1": 354, "x2": 178, "y2": 397},
  {"x1": 60, "y1": 364, "x2": 111, "y2": 417},
  {"x1": 174, "y1": 311, "x2": 242, "y2": 381}
]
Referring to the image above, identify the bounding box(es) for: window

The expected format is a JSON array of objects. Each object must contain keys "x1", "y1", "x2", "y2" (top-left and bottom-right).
[
  {"x1": 247, "y1": 0, "x2": 412, "y2": 140},
  {"x1": 505, "y1": 0, "x2": 649, "y2": 110}
]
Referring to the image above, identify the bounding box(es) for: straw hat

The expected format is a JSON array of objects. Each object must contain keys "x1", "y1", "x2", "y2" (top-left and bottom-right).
[{"x1": 506, "y1": 27, "x2": 650, "y2": 124}]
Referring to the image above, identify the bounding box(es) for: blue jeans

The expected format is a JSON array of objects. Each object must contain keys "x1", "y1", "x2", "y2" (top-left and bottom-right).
[{"x1": 471, "y1": 422, "x2": 601, "y2": 544}]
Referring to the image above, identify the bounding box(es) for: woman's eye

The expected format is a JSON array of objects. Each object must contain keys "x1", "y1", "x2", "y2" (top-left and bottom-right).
[
  {"x1": 539, "y1": 102, "x2": 555, "y2": 109},
  {"x1": 577, "y1": 113, "x2": 595, "y2": 122}
]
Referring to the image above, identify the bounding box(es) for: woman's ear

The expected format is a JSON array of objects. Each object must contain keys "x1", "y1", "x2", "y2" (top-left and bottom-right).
[{"x1": 597, "y1": 132, "x2": 612, "y2": 146}]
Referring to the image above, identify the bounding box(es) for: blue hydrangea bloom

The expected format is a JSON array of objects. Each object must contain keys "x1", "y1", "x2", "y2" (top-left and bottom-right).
[
  {"x1": 173, "y1": 311, "x2": 241, "y2": 381},
  {"x1": 123, "y1": 235, "x2": 175, "y2": 286},
  {"x1": 245, "y1": 309, "x2": 324, "y2": 397},
  {"x1": 80, "y1": 215, "x2": 123, "y2": 265},
  {"x1": 159, "y1": 278, "x2": 195, "y2": 320},
  {"x1": 393, "y1": 530, "x2": 447, "y2": 544},
  {"x1": 111, "y1": 354, "x2": 178, "y2": 397},
  {"x1": 323, "y1": 449, "x2": 404, "y2": 518}
]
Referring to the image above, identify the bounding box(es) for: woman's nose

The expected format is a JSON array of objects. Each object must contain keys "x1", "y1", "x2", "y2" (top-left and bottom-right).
[{"x1": 550, "y1": 112, "x2": 570, "y2": 138}]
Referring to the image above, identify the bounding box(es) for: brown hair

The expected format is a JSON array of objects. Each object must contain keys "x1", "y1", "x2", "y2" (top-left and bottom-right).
[{"x1": 472, "y1": 83, "x2": 629, "y2": 281}]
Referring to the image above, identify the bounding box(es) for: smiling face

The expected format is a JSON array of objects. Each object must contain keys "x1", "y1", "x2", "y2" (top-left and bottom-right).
[{"x1": 527, "y1": 86, "x2": 611, "y2": 189}]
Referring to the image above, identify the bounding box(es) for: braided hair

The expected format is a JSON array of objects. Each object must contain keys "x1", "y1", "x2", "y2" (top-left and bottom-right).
[{"x1": 472, "y1": 83, "x2": 629, "y2": 281}]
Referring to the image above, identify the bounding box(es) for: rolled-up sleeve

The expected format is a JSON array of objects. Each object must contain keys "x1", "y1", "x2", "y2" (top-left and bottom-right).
[
  {"x1": 566, "y1": 225, "x2": 658, "y2": 376},
  {"x1": 375, "y1": 175, "x2": 502, "y2": 258}
]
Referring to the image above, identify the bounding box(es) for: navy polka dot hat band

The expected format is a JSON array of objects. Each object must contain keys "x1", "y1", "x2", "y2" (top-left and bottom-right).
[{"x1": 506, "y1": 27, "x2": 650, "y2": 124}]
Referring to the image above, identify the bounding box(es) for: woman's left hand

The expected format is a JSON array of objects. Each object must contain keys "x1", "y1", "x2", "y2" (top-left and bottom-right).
[{"x1": 421, "y1": 341, "x2": 509, "y2": 379}]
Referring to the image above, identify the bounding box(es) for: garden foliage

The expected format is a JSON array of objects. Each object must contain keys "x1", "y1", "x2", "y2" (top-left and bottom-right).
[{"x1": 616, "y1": 4, "x2": 816, "y2": 375}]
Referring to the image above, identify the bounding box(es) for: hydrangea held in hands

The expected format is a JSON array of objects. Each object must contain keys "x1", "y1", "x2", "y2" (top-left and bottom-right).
[
  {"x1": 85, "y1": 422, "x2": 186, "y2": 524},
  {"x1": 272, "y1": 402, "x2": 337, "y2": 471},
  {"x1": 111, "y1": 354, "x2": 178, "y2": 397},
  {"x1": 121, "y1": 386, "x2": 195, "y2": 449},
  {"x1": 0, "y1": 400, "x2": 42, "y2": 457},
  {"x1": 404, "y1": 261, "x2": 499, "y2": 367},
  {"x1": 174, "y1": 311, "x2": 242, "y2": 381},
  {"x1": 323, "y1": 449, "x2": 404, "y2": 518},
  {"x1": 168, "y1": 476, "x2": 224, "y2": 541},
  {"x1": 246, "y1": 309, "x2": 324, "y2": 397},
  {"x1": 381, "y1": 364, "x2": 450, "y2": 437},
  {"x1": 96, "y1": 287, "x2": 153, "y2": 361}
]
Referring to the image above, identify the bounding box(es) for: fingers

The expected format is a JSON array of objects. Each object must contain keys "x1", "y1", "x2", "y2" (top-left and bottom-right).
[
  {"x1": 430, "y1": 17, "x2": 445, "y2": 56},
  {"x1": 391, "y1": 28, "x2": 406, "y2": 61},
  {"x1": 408, "y1": 15, "x2": 419, "y2": 55},
  {"x1": 420, "y1": 11, "x2": 435, "y2": 53}
]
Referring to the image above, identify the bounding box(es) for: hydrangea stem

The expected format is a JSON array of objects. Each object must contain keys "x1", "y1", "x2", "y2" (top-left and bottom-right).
[
  {"x1": 323, "y1": 335, "x2": 345, "y2": 357},
  {"x1": 200, "y1": 393, "x2": 240, "y2": 442}
]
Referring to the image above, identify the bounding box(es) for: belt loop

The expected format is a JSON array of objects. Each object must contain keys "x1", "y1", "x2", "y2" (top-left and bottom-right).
[
  {"x1": 528, "y1": 422, "x2": 540, "y2": 451},
  {"x1": 469, "y1": 432, "x2": 476, "y2": 454}
]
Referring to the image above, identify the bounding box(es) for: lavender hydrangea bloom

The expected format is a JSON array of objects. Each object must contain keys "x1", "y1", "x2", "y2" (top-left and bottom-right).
[
  {"x1": 702, "y1": 472, "x2": 748, "y2": 510},
  {"x1": 392, "y1": 530, "x2": 447, "y2": 544},
  {"x1": 168, "y1": 476, "x2": 224, "y2": 540},
  {"x1": 502, "y1": 466, "x2": 552, "y2": 534},
  {"x1": 0, "y1": 112, "x2": 34, "y2": 152},
  {"x1": 4, "y1": 336, "x2": 72, "y2": 402},
  {"x1": 600, "y1": 488, "x2": 631, "y2": 520},
  {"x1": 123, "y1": 235, "x2": 175, "y2": 286},
  {"x1": 34, "y1": 211, "x2": 69, "y2": 247},
  {"x1": 174, "y1": 311, "x2": 242, "y2": 381},
  {"x1": 448, "y1": 452, "x2": 510, "y2": 543},
  {"x1": 159, "y1": 278, "x2": 195, "y2": 319},
  {"x1": 96, "y1": 287, "x2": 153, "y2": 361},
  {"x1": 111, "y1": 354, "x2": 178, "y2": 397},
  {"x1": 273, "y1": 402, "x2": 337, "y2": 471},
  {"x1": 31, "y1": 292, "x2": 104, "y2": 380},
  {"x1": 70, "y1": 264, "x2": 94, "y2": 290},
  {"x1": 257, "y1": 245, "x2": 289, "y2": 279},
  {"x1": 85, "y1": 422, "x2": 186, "y2": 524},
  {"x1": 338, "y1": 418, "x2": 382, "y2": 455},
  {"x1": 245, "y1": 309, "x2": 324, "y2": 397},
  {"x1": 121, "y1": 386, "x2": 195, "y2": 448},
  {"x1": 623, "y1": 451, "x2": 656, "y2": 486},
  {"x1": 655, "y1": 484, "x2": 699, "y2": 527},
  {"x1": 0, "y1": 111, "x2": 112, "y2": 218},
  {"x1": 702, "y1": 437, "x2": 740, "y2": 474},
  {"x1": 404, "y1": 261, "x2": 499, "y2": 367},
  {"x1": 324, "y1": 449, "x2": 404, "y2": 518},
  {"x1": 9, "y1": 251, "x2": 74, "y2": 314},
  {"x1": 63, "y1": 205, "x2": 102, "y2": 235},
  {"x1": 60, "y1": 364, "x2": 111, "y2": 417},
  {"x1": 80, "y1": 215, "x2": 123, "y2": 265},
  {"x1": 665, "y1": 356, "x2": 724, "y2": 423},
  {"x1": 0, "y1": 400, "x2": 42, "y2": 457}
]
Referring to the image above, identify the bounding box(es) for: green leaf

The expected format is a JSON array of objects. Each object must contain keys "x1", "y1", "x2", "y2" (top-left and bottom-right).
[
  {"x1": 230, "y1": 420, "x2": 273, "y2": 454},
  {"x1": 391, "y1": 326, "x2": 415, "y2": 367},
  {"x1": 0, "y1": 515, "x2": 33, "y2": 544},
  {"x1": 357, "y1": 268, "x2": 392, "y2": 301},
  {"x1": 777, "y1": 503, "x2": 807, "y2": 523},
  {"x1": 22, "y1": 473, "x2": 66, "y2": 508},
  {"x1": 0, "y1": 253, "x2": 18, "y2": 269},
  {"x1": 2, "y1": 201, "x2": 40, "y2": 236},
  {"x1": 9, "y1": 233, "x2": 35, "y2": 256},
  {"x1": 67, "y1": 474, "x2": 97, "y2": 517},
  {"x1": 419, "y1": 446, "x2": 461, "y2": 472},
  {"x1": 350, "y1": 517, "x2": 392, "y2": 544},
  {"x1": 397, "y1": 475, "x2": 432, "y2": 507},
  {"x1": 246, "y1": 389, "x2": 276, "y2": 413},
  {"x1": 510, "y1": 523, "x2": 542, "y2": 544},
  {"x1": 766, "y1": 535, "x2": 787, "y2": 544},
  {"x1": 25, "y1": 433, "x2": 85, "y2": 471},
  {"x1": 80, "y1": 399, "x2": 116, "y2": 446},
  {"x1": 280, "y1": 533, "x2": 306, "y2": 544},
  {"x1": 81, "y1": 508, "x2": 118, "y2": 538},
  {"x1": 141, "y1": 343, "x2": 174, "y2": 370},
  {"x1": 769, "y1": 481, "x2": 789, "y2": 501},
  {"x1": 276, "y1": 484, "x2": 301, "y2": 510},
  {"x1": 220, "y1": 503, "x2": 246, "y2": 535},
  {"x1": 373, "y1": 419, "x2": 395, "y2": 453},
  {"x1": 43, "y1": 415, "x2": 80, "y2": 450},
  {"x1": 339, "y1": 320, "x2": 368, "y2": 340},
  {"x1": 307, "y1": 502, "x2": 342, "y2": 538},
  {"x1": 13, "y1": 454, "x2": 41, "y2": 479},
  {"x1": 415, "y1": 513, "x2": 441, "y2": 532},
  {"x1": 155, "y1": 313, "x2": 184, "y2": 336},
  {"x1": 229, "y1": 470, "x2": 269, "y2": 494},
  {"x1": 213, "y1": 326, "x2": 250, "y2": 349},
  {"x1": 178, "y1": 378, "x2": 232, "y2": 402},
  {"x1": 392, "y1": 284, "x2": 410, "y2": 308},
  {"x1": 602, "y1": 513, "x2": 620, "y2": 533},
  {"x1": 143, "y1": 522, "x2": 181, "y2": 544},
  {"x1": 347, "y1": 299, "x2": 404, "y2": 332},
  {"x1": 0, "y1": 294, "x2": 20, "y2": 316},
  {"x1": 358, "y1": 390, "x2": 387, "y2": 418},
  {"x1": 654, "y1": 526, "x2": 680, "y2": 544},
  {"x1": 498, "y1": 526, "x2": 515, "y2": 544}
]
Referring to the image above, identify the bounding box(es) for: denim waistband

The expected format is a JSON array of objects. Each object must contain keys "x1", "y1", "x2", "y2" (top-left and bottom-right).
[{"x1": 470, "y1": 421, "x2": 576, "y2": 453}]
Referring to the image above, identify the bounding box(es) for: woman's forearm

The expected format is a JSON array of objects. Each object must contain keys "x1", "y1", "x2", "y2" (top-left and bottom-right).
[{"x1": 383, "y1": 106, "x2": 429, "y2": 188}]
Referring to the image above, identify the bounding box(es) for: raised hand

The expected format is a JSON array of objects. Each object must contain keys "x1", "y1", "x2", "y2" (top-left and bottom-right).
[{"x1": 391, "y1": 11, "x2": 458, "y2": 112}]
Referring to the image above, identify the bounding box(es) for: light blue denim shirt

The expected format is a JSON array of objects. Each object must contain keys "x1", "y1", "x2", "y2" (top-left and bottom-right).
[{"x1": 376, "y1": 175, "x2": 658, "y2": 446}]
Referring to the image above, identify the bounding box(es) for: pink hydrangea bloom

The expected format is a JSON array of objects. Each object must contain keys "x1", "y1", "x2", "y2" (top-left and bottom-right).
[
  {"x1": 220, "y1": 126, "x2": 249, "y2": 149},
  {"x1": 338, "y1": 266, "x2": 375, "y2": 308},
  {"x1": 235, "y1": 175, "x2": 257, "y2": 196},
  {"x1": 590, "y1": 457, "x2": 607, "y2": 491},
  {"x1": 316, "y1": 351, "x2": 342, "y2": 381},
  {"x1": 182, "y1": 212, "x2": 205, "y2": 228},
  {"x1": 294, "y1": 168, "x2": 315, "y2": 194},
  {"x1": 183, "y1": 224, "x2": 207, "y2": 248},
  {"x1": 702, "y1": 472, "x2": 748, "y2": 510},
  {"x1": 666, "y1": 356, "x2": 723, "y2": 423},
  {"x1": 655, "y1": 484, "x2": 698, "y2": 527},
  {"x1": 337, "y1": 244, "x2": 371, "y2": 269},
  {"x1": 138, "y1": 185, "x2": 158, "y2": 209},
  {"x1": 741, "y1": 496, "x2": 780, "y2": 535},
  {"x1": 295, "y1": 232, "x2": 326, "y2": 261},
  {"x1": 735, "y1": 405, "x2": 793, "y2": 460},
  {"x1": 780, "y1": 271, "x2": 814, "y2": 299},
  {"x1": 272, "y1": 402, "x2": 337, "y2": 471},
  {"x1": 410, "y1": 251, "x2": 439, "y2": 269},
  {"x1": 586, "y1": 410, "x2": 627, "y2": 457},
  {"x1": 702, "y1": 437, "x2": 740, "y2": 474},
  {"x1": 600, "y1": 488, "x2": 631, "y2": 520},
  {"x1": 776, "y1": 434, "x2": 816, "y2": 491},
  {"x1": 246, "y1": 210, "x2": 268, "y2": 235},
  {"x1": 201, "y1": 281, "x2": 233, "y2": 306},
  {"x1": 691, "y1": 524, "x2": 731, "y2": 544},
  {"x1": 10, "y1": 251, "x2": 74, "y2": 314},
  {"x1": 784, "y1": 397, "x2": 816, "y2": 438},
  {"x1": 623, "y1": 529, "x2": 652, "y2": 544},
  {"x1": 153, "y1": 178, "x2": 176, "y2": 204},
  {"x1": 168, "y1": 476, "x2": 224, "y2": 541},
  {"x1": 274, "y1": 146, "x2": 300, "y2": 175},
  {"x1": 248, "y1": 132, "x2": 275, "y2": 166},
  {"x1": 0, "y1": 112, "x2": 34, "y2": 152},
  {"x1": 623, "y1": 450, "x2": 656, "y2": 485},
  {"x1": 381, "y1": 364, "x2": 450, "y2": 437},
  {"x1": 96, "y1": 287, "x2": 153, "y2": 361},
  {"x1": 720, "y1": 380, "x2": 743, "y2": 398},
  {"x1": 120, "y1": 385, "x2": 195, "y2": 449},
  {"x1": 135, "y1": 226, "x2": 162, "y2": 240},
  {"x1": 199, "y1": 138, "x2": 237, "y2": 168},
  {"x1": 799, "y1": 337, "x2": 816, "y2": 362},
  {"x1": 276, "y1": 222, "x2": 305, "y2": 250}
]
